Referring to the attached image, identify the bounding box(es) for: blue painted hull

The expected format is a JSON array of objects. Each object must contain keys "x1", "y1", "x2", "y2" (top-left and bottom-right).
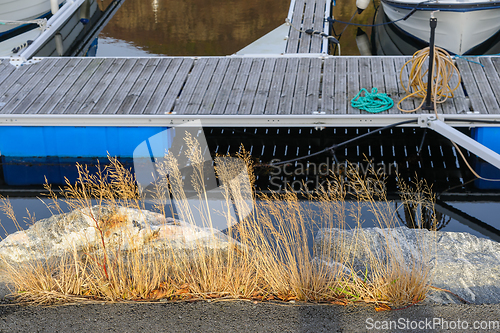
[
  {"x1": 0, "y1": 126, "x2": 173, "y2": 185},
  {"x1": 472, "y1": 127, "x2": 500, "y2": 189}
]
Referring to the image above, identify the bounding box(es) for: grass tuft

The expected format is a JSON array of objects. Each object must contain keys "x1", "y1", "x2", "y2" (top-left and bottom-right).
[{"x1": 0, "y1": 138, "x2": 437, "y2": 307}]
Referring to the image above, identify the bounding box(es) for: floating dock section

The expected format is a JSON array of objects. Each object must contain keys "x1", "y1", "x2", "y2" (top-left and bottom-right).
[
  {"x1": 1, "y1": 0, "x2": 500, "y2": 188},
  {"x1": 0, "y1": 55, "x2": 500, "y2": 185}
]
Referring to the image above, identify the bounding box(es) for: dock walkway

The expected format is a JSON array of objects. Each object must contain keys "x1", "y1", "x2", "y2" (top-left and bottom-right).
[
  {"x1": 285, "y1": 0, "x2": 331, "y2": 54},
  {"x1": 0, "y1": 55, "x2": 500, "y2": 127}
]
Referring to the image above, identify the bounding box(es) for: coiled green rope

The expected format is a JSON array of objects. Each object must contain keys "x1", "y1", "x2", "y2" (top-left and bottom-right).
[{"x1": 351, "y1": 88, "x2": 394, "y2": 113}]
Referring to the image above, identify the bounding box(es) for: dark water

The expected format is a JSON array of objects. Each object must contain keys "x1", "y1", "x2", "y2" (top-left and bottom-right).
[
  {"x1": 0, "y1": 126, "x2": 499, "y2": 242},
  {"x1": 97, "y1": 0, "x2": 290, "y2": 56},
  {"x1": 96, "y1": 0, "x2": 500, "y2": 56},
  {"x1": 96, "y1": 0, "x2": 378, "y2": 56},
  {"x1": 1, "y1": 197, "x2": 498, "y2": 243}
]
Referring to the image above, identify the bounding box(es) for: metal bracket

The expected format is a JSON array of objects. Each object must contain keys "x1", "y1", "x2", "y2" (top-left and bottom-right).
[
  {"x1": 9, "y1": 56, "x2": 42, "y2": 68},
  {"x1": 419, "y1": 115, "x2": 500, "y2": 171},
  {"x1": 418, "y1": 114, "x2": 436, "y2": 127}
]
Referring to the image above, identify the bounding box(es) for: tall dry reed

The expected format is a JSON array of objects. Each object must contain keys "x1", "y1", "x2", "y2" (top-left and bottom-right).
[{"x1": 0, "y1": 137, "x2": 436, "y2": 307}]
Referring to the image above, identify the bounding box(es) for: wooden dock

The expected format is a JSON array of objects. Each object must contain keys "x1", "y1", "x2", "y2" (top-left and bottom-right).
[
  {"x1": 285, "y1": 0, "x2": 331, "y2": 54},
  {"x1": 1, "y1": 55, "x2": 500, "y2": 127}
]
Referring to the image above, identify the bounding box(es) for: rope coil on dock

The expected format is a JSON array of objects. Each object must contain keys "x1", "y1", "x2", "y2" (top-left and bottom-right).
[
  {"x1": 397, "y1": 46, "x2": 461, "y2": 113},
  {"x1": 351, "y1": 88, "x2": 394, "y2": 113},
  {"x1": 398, "y1": 46, "x2": 499, "y2": 183}
]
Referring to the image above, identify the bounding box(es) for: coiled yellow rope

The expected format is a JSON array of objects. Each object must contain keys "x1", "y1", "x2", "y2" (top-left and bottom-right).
[
  {"x1": 398, "y1": 47, "x2": 500, "y2": 182},
  {"x1": 397, "y1": 46, "x2": 461, "y2": 114}
]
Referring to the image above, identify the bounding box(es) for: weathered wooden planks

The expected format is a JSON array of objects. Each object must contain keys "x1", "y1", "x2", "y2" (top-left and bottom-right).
[
  {"x1": 346, "y1": 57, "x2": 360, "y2": 114},
  {"x1": 393, "y1": 57, "x2": 416, "y2": 113},
  {"x1": 285, "y1": 0, "x2": 306, "y2": 54},
  {"x1": 35, "y1": 58, "x2": 95, "y2": 114},
  {"x1": 310, "y1": 0, "x2": 327, "y2": 52},
  {"x1": 0, "y1": 56, "x2": 498, "y2": 118},
  {"x1": 48, "y1": 58, "x2": 108, "y2": 114},
  {"x1": 304, "y1": 57, "x2": 322, "y2": 113},
  {"x1": 456, "y1": 59, "x2": 487, "y2": 114},
  {"x1": 102, "y1": 58, "x2": 150, "y2": 114},
  {"x1": 198, "y1": 58, "x2": 229, "y2": 115},
  {"x1": 116, "y1": 58, "x2": 161, "y2": 114},
  {"x1": 0, "y1": 58, "x2": 58, "y2": 114},
  {"x1": 129, "y1": 58, "x2": 172, "y2": 114},
  {"x1": 278, "y1": 57, "x2": 300, "y2": 114},
  {"x1": 369, "y1": 58, "x2": 388, "y2": 114},
  {"x1": 12, "y1": 58, "x2": 71, "y2": 114},
  {"x1": 77, "y1": 58, "x2": 127, "y2": 114},
  {"x1": 474, "y1": 57, "x2": 500, "y2": 114},
  {"x1": 321, "y1": 57, "x2": 335, "y2": 114},
  {"x1": 285, "y1": 0, "x2": 329, "y2": 54},
  {"x1": 264, "y1": 58, "x2": 287, "y2": 115},
  {"x1": 210, "y1": 58, "x2": 242, "y2": 115},
  {"x1": 224, "y1": 58, "x2": 253, "y2": 115},
  {"x1": 251, "y1": 58, "x2": 276, "y2": 114},
  {"x1": 380, "y1": 57, "x2": 399, "y2": 115},
  {"x1": 333, "y1": 57, "x2": 348, "y2": 114}
]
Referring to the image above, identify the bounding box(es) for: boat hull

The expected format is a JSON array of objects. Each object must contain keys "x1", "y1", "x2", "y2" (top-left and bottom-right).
[
  {"x1": 0, "y1": 28, "x2": 42, "y2": 56},
  {"x1": 0, "y1": 126, "x2": 173, "y2": 186},
  {"x1": 372, "y1": 7, "x2": 500, "y2": 55},
  {"x1": 381, "y1": 0, "x2": 500, "y2": 55},
  {"x1": 0, "y1": 0, "x2": 99, "y2": 57},
  {"x1": 0, "y1": 0, "x2": 65, "y2": 34}
]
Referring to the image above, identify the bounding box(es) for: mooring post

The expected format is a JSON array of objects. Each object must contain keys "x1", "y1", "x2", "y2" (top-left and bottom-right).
[{"x1": 422, "y1": 16, "x2": 438, "y2": 111}]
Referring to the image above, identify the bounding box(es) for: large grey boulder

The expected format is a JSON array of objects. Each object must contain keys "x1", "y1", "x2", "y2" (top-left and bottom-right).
[
  {"x1": 0, "y1": 205, "x2": 232, "y2": 264},
  {"x1": 316, "y1": 227, "x2": 500, "y2": 304}
]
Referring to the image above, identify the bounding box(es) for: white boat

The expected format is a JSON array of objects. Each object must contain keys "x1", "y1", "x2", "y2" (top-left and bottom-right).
[
  {"x1": 0, "y1": 0, "x2": 64, "y2": 34},
  {"x1": 380, "y1": 0, "x2": 500, "y2": 55},
  {"x1": 1, "y1": 0, "x2": 62, "y2": 56},
  {"x1": 0, "y1": 0, "x2": 96, "y2": 58}
]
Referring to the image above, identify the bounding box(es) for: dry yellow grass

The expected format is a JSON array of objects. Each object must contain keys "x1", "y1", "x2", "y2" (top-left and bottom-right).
[{"x1": 0, "y1": 136, "x2": 437, "y2": 308}]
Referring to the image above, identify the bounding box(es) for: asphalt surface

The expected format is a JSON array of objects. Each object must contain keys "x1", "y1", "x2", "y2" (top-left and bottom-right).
[
  {"x1": 0, "y1": 300, "x2": 499, "y2": 332},
  {"x1": 1, "y1": 268, "x2": 499, "y2": 332}
]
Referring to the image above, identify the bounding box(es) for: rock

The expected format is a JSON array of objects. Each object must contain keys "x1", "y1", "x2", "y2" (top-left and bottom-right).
[
  {"x1": 315, "y1": 227, "x2": 500, "y2": 304},
  {"x1": 315, "y1": 227, "x2": 433, "y2": 274},
  {"x1": 0, "y1": 205, "x2": 232, "y2": 264}
]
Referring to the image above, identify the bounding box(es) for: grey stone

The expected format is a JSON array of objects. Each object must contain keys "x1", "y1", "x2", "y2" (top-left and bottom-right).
[
  {"x1": 0, "y1": 205, "x2": 232, "y2": 265},
  {"x1": 316, "y1": 227, "x2": 500, "y2": 304}
]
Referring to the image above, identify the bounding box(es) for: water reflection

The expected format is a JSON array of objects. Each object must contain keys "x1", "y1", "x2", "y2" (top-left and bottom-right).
[
  {"x1": 152, "y1": 0, "x2": 159, "y2": 24},
  {"x1": 98, "y1": 36, "x2": 159, "y2": 56},
  {"x1": 0, "y1": 197, "x2": 497, "y2": 242},
  {"x1": 396, "y1": 201, "x2": 451, "y2": 231},
  {"x1": 99, "y1": 0, "x2": 290, "y2": 56},
  {"x1": 97, "y1": 0, "x2": 500, "y2": 56}
]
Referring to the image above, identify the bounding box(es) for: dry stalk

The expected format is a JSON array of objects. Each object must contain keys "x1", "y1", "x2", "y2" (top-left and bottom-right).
[{"x1": 0, "y1": 139, "x2": 436, "y2": 308}]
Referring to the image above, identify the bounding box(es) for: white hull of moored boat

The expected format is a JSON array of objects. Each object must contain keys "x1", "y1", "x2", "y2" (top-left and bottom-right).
[
  {"x1": 0, "y1": 29, "x2": 42, "y2": 56},
  {"x1": 381, "y1": 0, "x2": 500, "y2": 55},
  {"x1": 0, "y1": 0, "x2": 65, "y2": 34},
  {"x1": 1, "y1": 0, "x2": 97, "y2": 58}
]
